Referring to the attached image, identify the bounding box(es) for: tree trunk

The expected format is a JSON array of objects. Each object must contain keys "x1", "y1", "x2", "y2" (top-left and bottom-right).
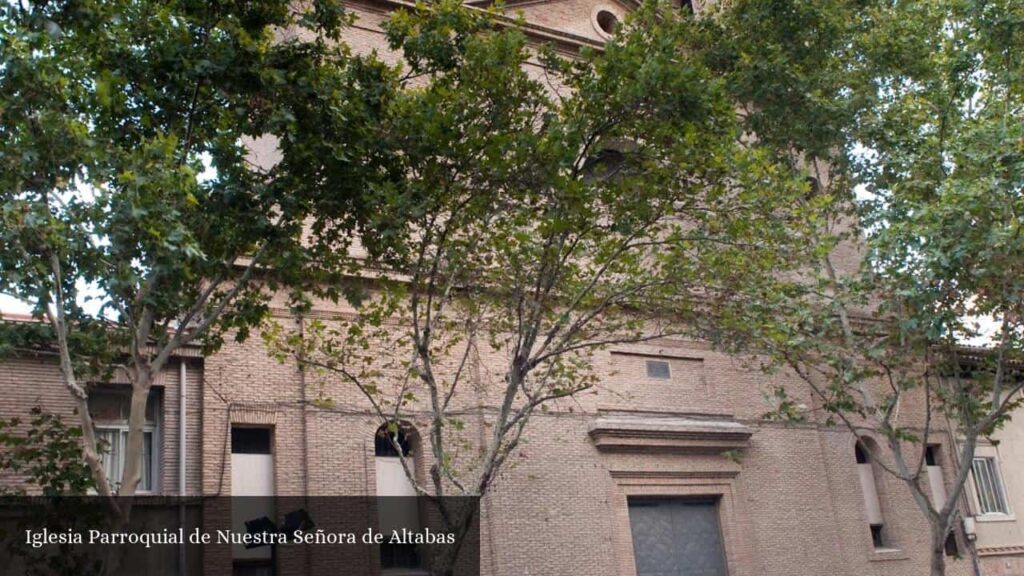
[
  {"x1": 431, "y1": 499, "x2": 478, "y2": 576},
  {"x1": 118, "y1": 370, "x2": 152, "y2": 503},
  {"x1": 930, "y1": 523, "x2": 947, "y2": 576},
  {"x1": 97, "y1": 374, "x2": 152, "y2": 576},
  {"x1": 50, "y1": 322, "x2": 116, "y2": 499},
  {"x1": 69, "y1": 393, "x2": 106, "y2": 484}
]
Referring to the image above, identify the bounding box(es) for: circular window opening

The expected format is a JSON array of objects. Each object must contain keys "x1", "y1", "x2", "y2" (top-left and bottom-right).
[{"x1": 595, "y1": 10, "x2": 620, "y2": 36}]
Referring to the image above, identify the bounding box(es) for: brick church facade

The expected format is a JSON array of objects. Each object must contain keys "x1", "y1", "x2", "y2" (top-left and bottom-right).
[{"x1": 2, "y1": 1, "x2": 1023, "y2": 576}]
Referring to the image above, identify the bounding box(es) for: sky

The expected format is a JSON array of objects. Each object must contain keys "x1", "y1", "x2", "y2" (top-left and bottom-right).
[{"x1": 0, "y1": 294, "x2": 30, "y2": 316}]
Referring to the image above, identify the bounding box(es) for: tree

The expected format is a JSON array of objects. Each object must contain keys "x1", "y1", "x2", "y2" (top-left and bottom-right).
[
  {"x1": 688, "y1": 1, "x2": 1024, "y2": 574},
  {"x1": 0, "y1": 407, "x2": 109, "y2": 576},
  {"x1": 0, "y1": 406, "x2": 96, "y2": 497},
  {"x1": 0, "y1": 0, "x2": 392, "y2": 518},
  {"x1": 266, "y1": 2, "x2": 820, "y2": 573}
]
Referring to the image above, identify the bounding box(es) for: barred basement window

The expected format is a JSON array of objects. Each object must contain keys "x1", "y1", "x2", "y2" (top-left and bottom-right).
[
  {"x1": 645, "y1": 360, "x2": 671, "y2": 380},
  {"x1": 972, "y1": 457, "x2": 1010, "y2": 515}
]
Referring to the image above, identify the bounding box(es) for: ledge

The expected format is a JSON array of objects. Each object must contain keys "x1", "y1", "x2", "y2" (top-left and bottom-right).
[
  {"x1": 978, "y1": 544, "x2": 1024, "y2": 557},
  {"x1": 609, "y1": 470, "x2": 741, "y2": 480},
  {"x1": 868, "y1": 548, "x2": 909, "y2": 562},
  {"x1": 589, "y1": 411, "x2": 753, "y2": 453},
  {"x1": 976, "y1": 513, "x2": 1017, "y2": 523}
]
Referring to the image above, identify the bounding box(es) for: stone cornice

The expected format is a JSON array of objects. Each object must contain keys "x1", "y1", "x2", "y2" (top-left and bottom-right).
[
  {"x1": 609, "y1": 470, "x2": 740, "y2": 480},
  {"x1": 589, "y1": 410, "x2": 753, "y2": 453},
  {"x1": 344, "y1": 0, "x2": 607, "y2": 53}
]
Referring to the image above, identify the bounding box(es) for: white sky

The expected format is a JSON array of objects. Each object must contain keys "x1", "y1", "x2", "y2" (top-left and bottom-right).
[{"x1": 0, "y1": 294, "x2": 31, "y2": 316}]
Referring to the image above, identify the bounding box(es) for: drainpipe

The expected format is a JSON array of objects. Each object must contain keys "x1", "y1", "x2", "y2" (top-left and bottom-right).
[
  {"x1": 299, "y1": 312, "x2": 313, "y2": 570},
  {"x1": 179, "y1": 359, "x2": 187, "y2": 576}
]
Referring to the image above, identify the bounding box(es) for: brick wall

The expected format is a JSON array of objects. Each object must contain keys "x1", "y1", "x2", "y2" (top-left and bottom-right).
[
  {"x1": 0, "y1": 351, "x2": 202, "y2": 495},
  {"x1": 184, "y1": 304, "x2": 985, "y2": 576}
]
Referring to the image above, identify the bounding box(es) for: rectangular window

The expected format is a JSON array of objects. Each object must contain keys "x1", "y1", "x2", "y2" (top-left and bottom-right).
[
  {"x1": 870, "y1": 525, "x2": 885, "y2": 548},
  {"x1": 972, "y1": 457, "x2": 1010, "y2": 515},
  {"x1": 89, "y1": 386, "x2": 161, "y2": 494},
  {"x1": 645, "y1": 360, "x2": 671, "y2": 380},
  {"x1": 232, "y1": 427, "x2": 272, "y2": 455},
  {"x1": 628, "y1": 498, "x2": 727, "y2": 576},
  {"x1": 96, "y1": 426, "x2": 157, "y2": 492},
  {"x1": 926, "y1": 445, "x2": 948, "y2": 508}
]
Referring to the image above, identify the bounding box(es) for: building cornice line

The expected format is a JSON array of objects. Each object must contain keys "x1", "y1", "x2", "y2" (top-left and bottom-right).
[{"x1": 344, "y1": 0, "x2": 607, "y2": 53}]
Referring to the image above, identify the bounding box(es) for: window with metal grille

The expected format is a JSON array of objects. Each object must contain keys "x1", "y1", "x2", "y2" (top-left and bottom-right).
[
  {"x1": 645, "y1": 360, "x2": 671, "y2": 380},
  {"x1": 628, "y1": 498, "x2": 727, "y2": 576},
  {"x1": 972, "y1": 457, "x2": 1010, "y2": 515}
]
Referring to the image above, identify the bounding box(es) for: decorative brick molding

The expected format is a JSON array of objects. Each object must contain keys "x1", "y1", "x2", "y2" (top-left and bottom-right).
[
  {"x1": 608, "y1": 474, "x2": 752, "y2": 576},
  {"x1": 978, "y1": 545, "x2": 1024, "y2": 557},
  {"x1": 589, "y1": 410, "x2": 754, "y2": 453},
  {"x1": 229, "y1": 404, "x2": 278, "y2": 426}
]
